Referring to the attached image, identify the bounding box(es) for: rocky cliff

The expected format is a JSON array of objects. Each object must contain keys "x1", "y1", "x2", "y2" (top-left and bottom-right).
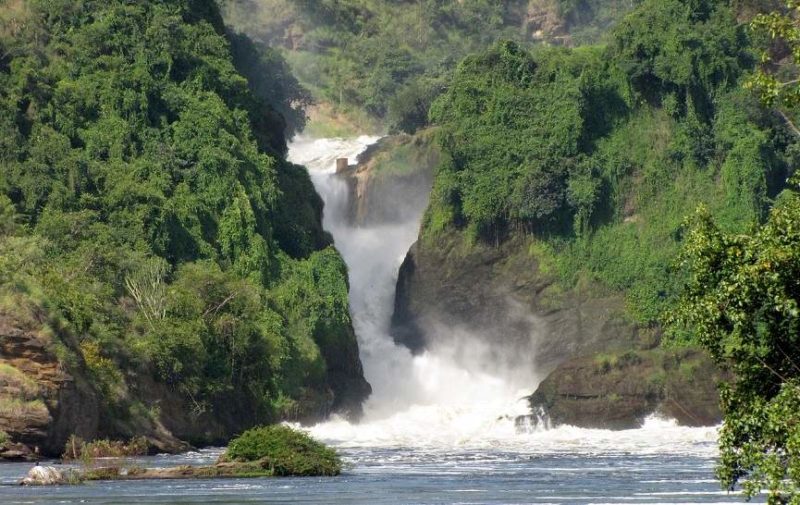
[
  {"x1": 391, "y1": 231, "x2": 723, "y2": 428},
  {"x1": 0, "y1": 310, "x2": 98, "y2": 460},
  {"x1": 0, "y1": 308, "x2": 194, "y2": 460},
  {"x1": 0, "y1": 299, "x2": 368, "y2": 458},
  {"x1": 392, "y1": 232, "x2": 640, "y2": 374},
  {"x1": 338, "y1": 132, "x2": 438, "y2": 227}
]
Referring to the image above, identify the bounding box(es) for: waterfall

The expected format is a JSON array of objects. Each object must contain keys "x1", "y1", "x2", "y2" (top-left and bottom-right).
[
  {"x1": 287, "y1": 135, "x2": 719, "y2": 453},
  {"x1": 287, "y1": 135, "x2": 533, "y2": 447}
]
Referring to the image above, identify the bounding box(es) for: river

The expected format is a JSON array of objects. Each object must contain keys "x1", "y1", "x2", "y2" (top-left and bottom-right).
[{"x1": 0, "y1": 136, "x2": 756, "y2": 504}]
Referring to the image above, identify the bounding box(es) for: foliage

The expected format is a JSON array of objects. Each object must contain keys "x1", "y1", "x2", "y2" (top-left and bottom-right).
[
  {"x1": 423, "y1": 0, "x2": 793, "y2": 324},
  {"x1": 745, "y1": 1, "x2": 800, "y2": 118},
  {"x1": 0, "y1": 398, "x2": 47, "y2": 419},
  {"x1": 0, "y1": 0, "x2": 365, "y2": 440},
  {"x1": 221, "y1": 0, "x2": 638, "y2": 132},
  {"x1": 62, "y1": 435, "x2": 150, "y2": 461},
  {"x1": 670, "y1": 182, "x2": 800, "y2": 503},
  {"x1": 665, "y1": 3, "x2": 800, "y2": 501},
  {"x1": 227, "y1": 31, "x2": 312, "y2": 141},
  {"x1": 429, "y1": 41, "x2": 591, "y2": 240},
  {"x1": 224, "y1": 424, "x2": 341, "y2": 476},
  {"x1": 0, "y1": 363, "x2": 39, "y2": 398}
]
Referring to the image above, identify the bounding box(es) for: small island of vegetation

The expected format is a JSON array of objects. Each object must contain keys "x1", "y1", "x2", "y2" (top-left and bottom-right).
[{"x1": 21, "y1": 425, "x2": 340, "y2": 485}]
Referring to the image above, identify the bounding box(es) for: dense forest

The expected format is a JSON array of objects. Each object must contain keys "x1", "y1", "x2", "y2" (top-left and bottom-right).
[
  {"x1": 424, "y1": 0, "x2": 793, "y2": 324},
  {"x1": 221, "y1": 0, "x2": 642, "y2": 134},
  {"x1": 0, "y1": 0, "x2": 368, "y2": 447}
]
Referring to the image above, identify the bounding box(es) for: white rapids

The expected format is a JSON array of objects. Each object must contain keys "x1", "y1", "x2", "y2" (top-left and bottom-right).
[{"x1": 287, "y1": 135, "x2": 720, "y2": 458}]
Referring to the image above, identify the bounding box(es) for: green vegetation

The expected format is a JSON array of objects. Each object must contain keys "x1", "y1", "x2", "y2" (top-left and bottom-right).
[
  {"x1": 224, "y1": 425, "x2": 341, "y2": 476},
  {"x1": 0, "y1": 0, "x2": 366, "y2": 444},
  {"x1": 745, "y1": 0, "x2": 800, "y2": 126},
  {"x1": 667, "y1": 4, "x2": 800, "y2": 502},
  {"x1": 0, "y1": 398, "x2": 47, "y2": 419},
  {"x1": 221, "y1": 0, "x2": 639, "y2": 133},
  {"x1": 672, "y1": 188, "x2": 800, "y2": 502},
  {"x1": 423, "y1": 0, "x2": 794, "y2": 324},
  {"x1": 62, "y1": 436, "x2": 149, "y2": 461},
  {"x1": 303, "y1": 102, "x2": 382, "y2": 138},
  {"x1": 0, "y1": 363, "x2": 39, "y2": 398}
]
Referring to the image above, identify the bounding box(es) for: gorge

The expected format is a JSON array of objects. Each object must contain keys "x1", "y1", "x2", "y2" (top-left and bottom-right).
[
  {"x1": 0, "y1": 132, "x2": 730, "y2": 504},
  {"x1": 2, "y1": 0, "x2": 800, "y2": 502}
]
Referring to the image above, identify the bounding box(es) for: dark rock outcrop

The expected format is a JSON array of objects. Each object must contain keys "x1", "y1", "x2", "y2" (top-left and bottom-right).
[
  {"x1": 391, "y1": 230, "x2": 724, "y2": 429},
  {"x1": 392, "y1": 231, "x2": 641, "y2": 374},
  {"x1": 526, "y1": 348, "x2": 725, "y2": 429},
  {"x1": 339, "y1": 132, "x2": 437, "y2": 227}
]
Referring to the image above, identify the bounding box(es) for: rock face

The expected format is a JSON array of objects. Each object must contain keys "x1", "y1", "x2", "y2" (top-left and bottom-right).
[
  {"x1": 391, "y1": 231, "x2": 724, "y2": 428},
  {"x1": 524, "y1": 0, "x2": 569, "y2": 43},
  {"x1": 392, "y1": 231, "x2": 641, "y2": 375},
  {"x1": 0, "y1": 310, "x2": 99, "y2": 460},
  {"x1": 527, "y1": 348, "x2": 725, "y2": 429},
  {"x1": 340, "y1": 133, "x2": 437, "y2": 227}
]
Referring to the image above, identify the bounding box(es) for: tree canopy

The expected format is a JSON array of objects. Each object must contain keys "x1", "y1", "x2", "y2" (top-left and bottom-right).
[
  {"x1": 672, "y1": 186, "x2": 800, "y2": 502},
  {"x1": 422, "y1": 0, "x2": 793, "y2": 324},
  {"x1": 0, "y1": 0, "x2": 367, "y2": 441},
  {"x1": 221, "y1": 0, "x2": 640, "y2": 134}
]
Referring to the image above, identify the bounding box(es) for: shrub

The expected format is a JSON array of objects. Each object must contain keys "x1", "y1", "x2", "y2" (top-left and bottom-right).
[
  {"x1": 0, "y1": 398, "x2": 47, "y2": 418},
  {"x1": 224, "y1": 425, "x2": 341, "y2": 476},
  {"x1": 0, "y1": 363, "x2": 39, "y2": 399},
  {"x1": 62, "y1": 435, "x2": 149, "y2": 461}
]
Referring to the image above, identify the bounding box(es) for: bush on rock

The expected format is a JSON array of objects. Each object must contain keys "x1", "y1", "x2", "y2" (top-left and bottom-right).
[{"x1": 223, "y1": 425, "x2": 341, "y2": 476}]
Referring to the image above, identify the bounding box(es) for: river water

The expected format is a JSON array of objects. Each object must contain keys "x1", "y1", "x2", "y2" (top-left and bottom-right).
[{"x1": 0, "y1": 136, "x2": 756, "y2": 504}]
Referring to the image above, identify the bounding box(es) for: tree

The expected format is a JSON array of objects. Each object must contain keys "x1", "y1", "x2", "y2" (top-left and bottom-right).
[
  {"x1": 0, "y1": 0, "x2": 367, "y2": 436},
  {"x1": 746, "y1": 1, "x2": 800, "y2": 136},
  {"x1": 668, "y1": 5, "x2": 800, "y2": 501},
  {"x1": 671, "y1": 183, "x2": 800, "y2": 503}
]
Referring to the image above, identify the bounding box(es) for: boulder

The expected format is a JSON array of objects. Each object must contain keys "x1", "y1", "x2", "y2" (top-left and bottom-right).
[
  {"x1": 339, "y1": 132, "x2": 437, "y2": 227},
  {"x1": 19, "y1": 465, "x2": 66, "y2": 486},
  {"x1": 527, "y1": 348, "x2": 725, "y2": 429}
]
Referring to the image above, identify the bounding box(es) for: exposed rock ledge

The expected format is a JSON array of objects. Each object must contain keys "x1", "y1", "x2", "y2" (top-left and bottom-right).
[
  {"x1": 337, "y1": 131, "x2": 437, "y2": 227},
  {"x1": 19, "y1": 460, "x2": 335, "y2": 485},
  {"x1": 524, "y1": 348, "x2": 726, "y2": 430},
  {"x1": 0, "y1": 310, "x2": 100, "y2": 460},
  {"x1": 0, "y1": 309, "x2": 185, "y2": 461}
]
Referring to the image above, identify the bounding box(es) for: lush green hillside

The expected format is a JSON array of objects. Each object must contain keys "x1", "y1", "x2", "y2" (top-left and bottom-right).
[
  {"x1": 221, "y1": 0, "x2": 642, "y2": 134},
  {"x1": 423, "y1": 0, "x2": 795, "y2": 325},
  {"x1": 0, "y1": 0, "x2": 368, "y2": 450}
]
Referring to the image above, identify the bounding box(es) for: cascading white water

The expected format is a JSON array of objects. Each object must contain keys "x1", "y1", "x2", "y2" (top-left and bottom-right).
[{"x1": 287, "y1": 135, "x2": 720, "y2": 454}]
